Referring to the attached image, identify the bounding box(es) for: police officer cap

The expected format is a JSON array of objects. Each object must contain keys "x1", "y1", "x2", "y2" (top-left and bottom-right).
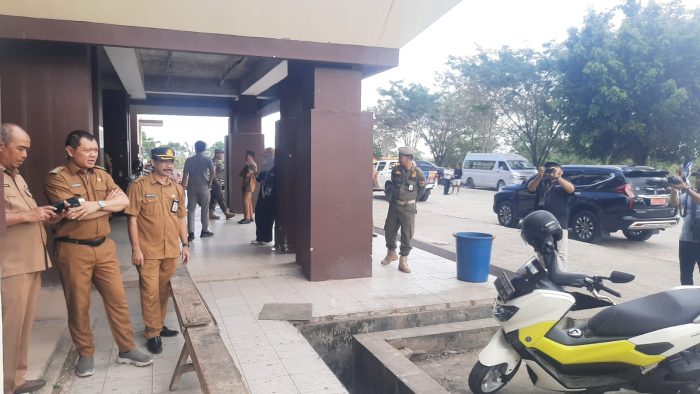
[
  {"x1": 215, "y1": 148, "x2": 224, "y2": 154},
  {"x1": 151, "y1": 147, "x2": 175, "y2": 161},
  {"x1": 398, "y1": 147, "x2": 416, "y2": 157}
]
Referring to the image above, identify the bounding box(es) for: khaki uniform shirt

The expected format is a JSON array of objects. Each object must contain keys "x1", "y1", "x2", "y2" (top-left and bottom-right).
[
  {"x1": 1, "y1": 164, "x2": 51, "y2": 278},
  {"x1": 125, "y1": 173, "x2": 186, "y2": 260},
  {"x1": 44, "y1": 161, "x2": 118, "y2": 240},
  {"x1": 390, "y1": 164, "x2": 427, "y2": 202}
]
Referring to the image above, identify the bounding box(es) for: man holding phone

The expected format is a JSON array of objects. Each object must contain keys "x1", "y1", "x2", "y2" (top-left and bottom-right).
[
  {"x1": 126, "y1": 147, "x2": 189, "y2": 354},
  {"x1": 527, "y1": 161, "x2": 576, "y2": 266},
  {"x1": 0, "y1": 123, "x2": 65, "y2": 394},
  {"x1": 45, "y1": 130, "x2": 152, "y2": 378}
]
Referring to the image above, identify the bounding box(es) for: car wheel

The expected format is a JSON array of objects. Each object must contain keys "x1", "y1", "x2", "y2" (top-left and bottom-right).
[
  {"x1": 496, "y1": 200, "x2": 518, "y2": 228},
  {"x1": 571, "y1": 211, "x2": 601, "y2": 243},
  {"x1": 384, "y1": 182, "x2": 394, "y2": 200},
  {"x1": 466, "y1": 178, "x2": 475, "y2": 189},
  {"x1": 622, "y1": 229, "x2": 653, "y2": 241},
  {"x1": 419, "y1": 189, "x2": 431, "y2": 202},
  {"x1": 496, "y1": 180, "x2": 505, "y2": 191}
]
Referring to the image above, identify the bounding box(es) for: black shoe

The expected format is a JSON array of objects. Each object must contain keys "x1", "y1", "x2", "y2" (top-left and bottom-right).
[
  {"x1": 200, "y1": 231, "x2": 214, "y2": 238},
  {"x1": 147, "y1": 336, "x2": 163, "y2": 354},
  {"x1": 14, "y1": 379, "x2": 47, "y2": 393},
  {"x1": 238, "y1": 219, "x2": 247, "y2": 224},
  {"x1": 160, "y1": 326, "x2": 179, "y2": 337},
  {"x1": 187, "y1": 232, "x2": 195, "y2": 242}
]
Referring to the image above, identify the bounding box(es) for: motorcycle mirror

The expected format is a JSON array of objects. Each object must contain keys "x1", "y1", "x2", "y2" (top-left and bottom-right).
[{"x1": 609, "y1": 271, "x2": 635, "y2": 283}]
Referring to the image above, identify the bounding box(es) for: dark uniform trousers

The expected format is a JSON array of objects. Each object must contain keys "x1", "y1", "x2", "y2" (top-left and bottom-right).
[
  {"x1": 384, "y1": 202, "x2": 417, "y2": 256},
  {"x1": 2, "y1": 272, "x2": 40, "y2": 393},
  {"x1": 137, "y1": 258, "x2": 178, "y2": 339},
  {"x1": 56, "y1": 238, "x2": 135, "y2": 357}
]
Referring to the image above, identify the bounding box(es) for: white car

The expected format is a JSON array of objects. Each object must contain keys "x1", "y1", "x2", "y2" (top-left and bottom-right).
[
  {"x1": 462, "y1": 153, "x2": 537, "y2": 190},
  {"x1": 373, "y1": 159, "x2": 437, "y2": 201}
]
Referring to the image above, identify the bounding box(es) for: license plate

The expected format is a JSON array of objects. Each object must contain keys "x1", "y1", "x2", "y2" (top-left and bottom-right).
[{"x1": 650, "y1": 197, "x2": 667, "y2": 206}]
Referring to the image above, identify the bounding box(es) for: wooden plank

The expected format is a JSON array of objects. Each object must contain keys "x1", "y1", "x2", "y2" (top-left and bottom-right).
[
  {"x1": 188, "y1": 325, "x2": 249, "y2": 394},
  {"x1": 170, "y1": 265, "x2": 211, "y2": 327}
]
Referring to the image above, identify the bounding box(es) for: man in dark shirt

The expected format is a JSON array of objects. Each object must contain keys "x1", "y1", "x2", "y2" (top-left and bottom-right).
[
  {"x1": 527, "y1": 161, "x2": 575, "y2": 266},
  {"x1": 182, "y1": 141, "x2": 215, "y2": 241}
]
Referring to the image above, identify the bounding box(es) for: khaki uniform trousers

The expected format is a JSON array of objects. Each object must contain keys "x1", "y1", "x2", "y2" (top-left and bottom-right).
[
  {"x1": 384, "y1": 202, "x2": 417, "y2": 256},
  {"x1": 242, "y1": 190, "x2": 254, "y2": 220},
  {"x1": 2, "y1": 272, "x2": 40, "y2": 394},
  {"x1": 56, "y1": 238, "x2": 135, "y2": 357},
  {"x1": 137, "y1": 258, "x2": 178, "y2": 339}
]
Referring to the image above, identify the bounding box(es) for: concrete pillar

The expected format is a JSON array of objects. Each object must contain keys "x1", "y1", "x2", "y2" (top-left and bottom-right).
[
  {"x1": 284, "y1": 63, "x2": 373, "y2": 281},
  {"x1": 227, "y1": 96, "x2": 263, "y2": 214}
]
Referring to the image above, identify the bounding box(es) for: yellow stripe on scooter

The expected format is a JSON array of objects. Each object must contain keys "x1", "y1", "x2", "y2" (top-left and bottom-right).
[{"x1": 519, "y1": 322, "x2": 665, "y2": 367}]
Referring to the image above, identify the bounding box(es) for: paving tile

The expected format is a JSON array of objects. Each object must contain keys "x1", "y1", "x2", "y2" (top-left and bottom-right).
[
  {"x1": 248, "y1": 375, "x2": 300, "y2": 394},
  {"x1": 274, "y1": 342, "x2": 319, "y2": 360},
  {"x1": 102, "y1": 375, "x2": 152, "y2": 394},
  {"x1": 69, "y1": 377, "x2": 107, "y2": 394},
  {"x1": 153, "y1": 372, "x2": 202, "y2": 394},
  {"x1": 152, "y1": 355, "x2": 179, "y2": 377},
  {"x1": 217, "y1": 303, "x2": 253, "y2": 317},
  {"x1": 104, "y1": 362, "x2": 153, "y2": 381},
  {"x1": 235, "y1": 345, "x2": 280, "y2": 364},
  {"x1": 265, "y1": 331, "x2": 308, "y2": 348},
  {"x1": 280, "y1": 355, "x2": 329, "y2": 376},
  {"x1": 290, "y1": 371, "x2": 345, "y2": 393},
  {"x1": 229, "y1": 332, "x2": 272, "y2": 349},
  {"x1": 240, "y1": 359, "x2": 288, "y2": 381}
]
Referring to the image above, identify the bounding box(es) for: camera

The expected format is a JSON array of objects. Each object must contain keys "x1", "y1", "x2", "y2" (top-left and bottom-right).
[
  {"x1": 545, "y1": 168, "x2": 556, "y2": 176},
  {"x1": 667, "y1": 176, "x2": 685, "y2": 186},
  {"x1": 51, "y1": 197, "x2": 84, "y2": 212}
]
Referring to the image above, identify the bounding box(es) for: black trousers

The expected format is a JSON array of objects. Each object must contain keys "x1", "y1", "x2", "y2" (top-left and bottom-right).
[
  {"x1": 209, "y1": 182, "x2": 228, "y2": 212},
  {"x1": 443, "y1": 179, "x2": 451, "y2": 195},
  {"x1": 255, "y1": 195, "x2": 275, "y2": 243},
  {"x1": 679, "y1": 240, "x2": 700, "y2": 285}
]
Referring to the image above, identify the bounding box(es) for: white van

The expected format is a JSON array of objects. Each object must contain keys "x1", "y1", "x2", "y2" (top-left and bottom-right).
[{"x1": 461, "y1": 153, "x2": 537, "y2": 190}]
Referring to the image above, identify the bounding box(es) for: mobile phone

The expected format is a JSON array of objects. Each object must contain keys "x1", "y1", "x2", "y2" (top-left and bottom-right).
[{"x1": 52, "y1": 197, "x2": 84, "y2": 212}]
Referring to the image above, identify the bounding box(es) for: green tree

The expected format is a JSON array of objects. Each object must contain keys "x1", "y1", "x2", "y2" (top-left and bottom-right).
[
  {"x1": 207, "y1": 141, "x2": 225, "y2": 157},
  {"x1": 556, "y1": 1, "x2": 700, "y2": 165},
  {"x1": 140, "y1": 131, "x2": 157, "y2": 159},
  {"x1": 451, "y1": 47, "x2": 566, "y2": 166}
]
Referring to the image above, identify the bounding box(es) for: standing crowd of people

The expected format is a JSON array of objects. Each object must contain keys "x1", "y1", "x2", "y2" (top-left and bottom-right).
[{"x1": 0, "y1": 125, "x2": 277, "y2": 394}]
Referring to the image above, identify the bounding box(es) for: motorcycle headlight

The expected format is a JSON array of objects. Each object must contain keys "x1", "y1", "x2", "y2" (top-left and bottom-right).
[{"x1": 493, "y1": 304, "x2": 519, "y2": 322}]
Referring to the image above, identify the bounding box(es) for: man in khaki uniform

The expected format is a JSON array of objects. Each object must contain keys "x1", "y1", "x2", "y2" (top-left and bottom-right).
[
  {"x1": 0, "y1": 124, "x2": 60, "y2": 394},
  {"x1": 381, "y1": 147, "x2": 426, "y2": 273},
  {"x1": 126, "y1": 147, "x2": 189, "y2": 354},
  {"x1": 44, "y1": 130, "x2": 152, "y2": 377}
]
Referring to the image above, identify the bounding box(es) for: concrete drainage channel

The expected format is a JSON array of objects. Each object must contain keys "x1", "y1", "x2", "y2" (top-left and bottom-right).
[{"x1": 293, "y1": 300, "x2": 498, "y2": 393}]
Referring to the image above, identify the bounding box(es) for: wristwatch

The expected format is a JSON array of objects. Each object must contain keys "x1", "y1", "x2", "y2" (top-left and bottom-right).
[
  {"x1": 97, "y1": 200, "x2": 106, "y2": 210},
  {"x1": 182, "y1": 243, "x2": 190, "y2": 248}
]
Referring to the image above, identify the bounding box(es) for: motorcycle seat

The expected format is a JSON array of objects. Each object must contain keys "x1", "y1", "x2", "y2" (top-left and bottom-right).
[{"x1": 588, "y1": 287, "x2": 700, "y2": 337}]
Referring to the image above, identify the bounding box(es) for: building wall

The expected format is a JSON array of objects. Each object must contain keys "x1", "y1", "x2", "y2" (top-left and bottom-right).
[{"x1": 0, "y1": 39, "x2": 93, "y2": 205}]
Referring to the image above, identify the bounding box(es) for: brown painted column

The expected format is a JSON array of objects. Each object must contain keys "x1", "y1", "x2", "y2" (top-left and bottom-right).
[
  {"x1": 227, "y1": 95, "x2": 263, "y2": 214},
  {"x1": 294, "y1": 65, "x2": 373, "y2": 281}
]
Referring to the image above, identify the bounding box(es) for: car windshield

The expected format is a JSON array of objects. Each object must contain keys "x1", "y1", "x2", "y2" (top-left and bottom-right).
[{"x1": 507, "y1": 160, "x2": 535, "y2": 170}]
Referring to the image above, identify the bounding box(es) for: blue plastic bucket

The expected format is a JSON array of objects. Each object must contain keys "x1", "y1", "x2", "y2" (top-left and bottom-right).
[{"x1": 454, "y1": 232, "x2": 493, "y2": 282}]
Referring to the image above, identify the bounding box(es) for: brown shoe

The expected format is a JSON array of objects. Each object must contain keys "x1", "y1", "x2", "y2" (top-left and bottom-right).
[
  {"x1": 398, "y1": 256, "x2": 411, "y2": 273},
  {"x1": 209, "y1": 211, "x2": 220, "y2": 220},
  {"x1": 224, "y1": 211, "x2": 235, "y2": 219},
  {"x1": 381, "y1": 249, "x2": 398, "y2": 265},
  {"x1": 14, "y1": 379, "x2": 46, "y2": 393}
]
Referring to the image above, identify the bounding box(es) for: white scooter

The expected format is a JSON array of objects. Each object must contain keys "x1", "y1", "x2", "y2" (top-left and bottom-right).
[{"x1": 469, "y1": 210, "x2": 700, "y2": 394}]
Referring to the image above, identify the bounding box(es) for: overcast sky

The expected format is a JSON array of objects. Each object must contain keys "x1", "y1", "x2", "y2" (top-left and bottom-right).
[{"x1": 140, "y1": 0, "x2": 700, "y2": 154}]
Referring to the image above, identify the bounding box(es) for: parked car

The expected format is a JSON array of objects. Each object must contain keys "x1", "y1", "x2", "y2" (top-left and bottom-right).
[
  {"x1": 462, "y1": 153, "x2": 537, "y2": 190},
  {"x1": 492, "y1": 165, "x2": 679, "y2": 243},
  {"x1": 374, "y1": 158, "x2": 438, "y2": 201},
  {"x1": 415, "y1": 160, "x2": 445, "y2": 179}
]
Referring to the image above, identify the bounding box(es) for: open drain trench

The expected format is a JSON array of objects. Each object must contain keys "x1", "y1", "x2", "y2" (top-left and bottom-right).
[{"x1": 293, "y1": 302, "x2": 496, "y2": 393}]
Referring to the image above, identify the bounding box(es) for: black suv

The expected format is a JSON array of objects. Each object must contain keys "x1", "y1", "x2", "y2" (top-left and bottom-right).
[{"x1": 493, "y1": 165, "x2": 679, "y2": 243}]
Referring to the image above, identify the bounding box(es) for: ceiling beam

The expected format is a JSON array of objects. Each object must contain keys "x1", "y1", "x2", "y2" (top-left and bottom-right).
[
  {"x1": 104, "y1": 46, "x2": 146, "y2": 99},
  {"x1": 241, "y1": 60, "x2": 287, "y2": 96},
  {"x1": 144, "y1": 75, "x2": 239, "y2": 98}
]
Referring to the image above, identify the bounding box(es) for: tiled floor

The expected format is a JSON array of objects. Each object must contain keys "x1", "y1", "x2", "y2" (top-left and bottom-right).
[{"x1": 58, "y1": 210, "x2": 496, "y2": 394}]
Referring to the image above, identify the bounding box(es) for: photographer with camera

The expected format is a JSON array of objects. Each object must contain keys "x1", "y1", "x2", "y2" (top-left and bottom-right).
[
  {"x1": 527, "y1": 161, "x2": 576, "y2": 266},
  {"x1": 670, "y1": 171, "x2": 700, "y2": 285}
]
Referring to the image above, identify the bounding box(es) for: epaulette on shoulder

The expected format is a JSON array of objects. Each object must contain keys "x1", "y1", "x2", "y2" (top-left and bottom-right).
[
  {"x1": 49, "y1": 166, "x2": 65, "y2": 174},
  {"x1": 94, "y1": 165, "x2": 107, "y2": 171}
]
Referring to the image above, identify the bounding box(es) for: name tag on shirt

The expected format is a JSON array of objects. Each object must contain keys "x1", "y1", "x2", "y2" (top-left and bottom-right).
[
  {"x1": 408, "y1": 184, "x2": 414, "y2": 191},
  {"x1": 171, "y1": 199, "x2": 179, "y2": 213},
  {"x1": 71, "y1": 183, "x2": 82, "y2": 188}
]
